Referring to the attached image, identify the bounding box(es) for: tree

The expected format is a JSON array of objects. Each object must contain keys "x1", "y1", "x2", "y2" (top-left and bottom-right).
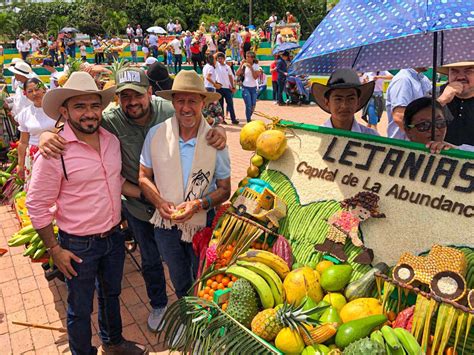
[
  {"x1": 152, "y1": 4, "x2": 187, "y2": 29},
  {"x1": 102, "y1": 10, "x2": 129, "y2": 36},
  {"x1": 47, "y1": 15, "x2": 69, "y2": 37},
  {"x1": 0, "y1": 12, "x2": 19, "y2": 41}
]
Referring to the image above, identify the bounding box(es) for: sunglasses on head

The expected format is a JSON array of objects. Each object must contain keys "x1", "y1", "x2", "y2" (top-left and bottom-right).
[{"x1": 407, "y1": 119, "x2": 447, "y2": 132}]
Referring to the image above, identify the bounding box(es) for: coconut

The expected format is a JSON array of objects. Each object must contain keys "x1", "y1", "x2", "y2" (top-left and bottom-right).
[
  {"x1": 240, "y1": 120, "x2": 267, "y2": 151},
  {"x1": 256, "y1": 129, "x2": 287, "y2": 161}
]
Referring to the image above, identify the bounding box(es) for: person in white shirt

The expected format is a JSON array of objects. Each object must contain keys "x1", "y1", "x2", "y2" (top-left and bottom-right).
[
  {"x1": 129, "y1": 39, "x2": 139, "y2": 63},
  {"x1": 126, "y1": 24, "x2": 134, "y2": 40},
  {"x1": 361, "y1": 71, "x2": 393, "y2": 129},
  {"x1": 168, "y1": 36, "x2": 183, "y2": 74},
  {"x1": 28, "y1": 34, "x2": 41, "y2": 54},
  {"x1": 7, "y1": 61, "x2": 35, "y2": 119},
  {"x1": 16, "y1": 78, "x2": 57, "y2": 186},
  {"x1": 312, "y1": 68, "x2": 379, "y2": 136},
  {"x1": 215, "y1": 52, "x2": 238, "y2": 124},
  {"x1": 166, "y1": 20, "x2": 175, "y2": 34},
  {"x1": 17, "y1": 35, "x2": 31, "y2": 61},
  {"x1": 202, "y1": 55, "x2": 219, "y2": 92},
  {"x1": 135, "y1": 24, "x2": 143, "y2": 42},
  {"x1": 403, "y1": 97, "x2": 474, "y2": 154},
  {"x1": 236, "y1": 51, "x2": 262, "y2": 122}
]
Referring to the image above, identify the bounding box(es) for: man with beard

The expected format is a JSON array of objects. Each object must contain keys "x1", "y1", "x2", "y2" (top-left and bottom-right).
[
  {"x1": 437, "y1": 61, "x2": 474, "y2": 146},
  {"x1": 26, "y1": 72, "x2": 148, "y2": 354},
  {"x1": 38, "y1": 66, "x2": 227, "y2": 332}
]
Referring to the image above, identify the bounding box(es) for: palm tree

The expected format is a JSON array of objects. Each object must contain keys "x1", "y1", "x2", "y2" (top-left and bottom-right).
[
  {"x1": 0, "y1": 12, "x2": 19, "y2": 41},
  {"x1": 47, "y1": 15, "x2": 69, "y2": 37},
  {"x1": 102, "y1": 10, "x2": 129, "y2": 36}
]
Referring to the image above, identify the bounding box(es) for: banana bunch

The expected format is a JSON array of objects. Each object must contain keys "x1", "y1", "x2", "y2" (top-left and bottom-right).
[
  {"x1": 226, "y1": 250, "x2": 290, "y2": 309},
  {"x1": 8, "y1": 225, "x2": 58, "y2": 261},
  {"x1": 370, "y1": 326, "x2": 422, "y2": 355}
]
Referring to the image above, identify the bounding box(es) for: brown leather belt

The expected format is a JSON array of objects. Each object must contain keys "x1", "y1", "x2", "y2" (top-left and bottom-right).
[{"x1": 60, "y1": 224, "x2": 121, "y2": 240}]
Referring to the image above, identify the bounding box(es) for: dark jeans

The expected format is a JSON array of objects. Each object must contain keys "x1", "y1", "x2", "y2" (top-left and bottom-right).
[
  {"x1": 277, "y1": 78, "x2": 286, "y2": 104},
  {"x1": 122, "y1": 206, "x2": 167, "y2": 309},
  {"x1": 192, "y1": 53, "x2": 203, "y2": 72},
  {"x1": 21, "y1": 51, "x2": 29, "y2": 61},
  {"x1": 49, "y1": 50, "x2": 59, "y2": 66},
  {"x1": 150, "y1": 45, "x2": 158, "y2": 58},
  {"x1": 243, "y1": 42, "x2": 251, "y2": 58},
  {"x1": 173, "y1": 54, "x2": 182, "y2": 73},
  {"x1": 154, "y1": 227, "x2": 198, "y2": 298},
  {"x1": 257, "y1": 85, "x2": 267, "y2": 99},
  {"x1": 272, "y1": 81, "x2": 278, "y2": 101},
  {"x1": 58, "y1": 230, "x2": 125, "y2": 355},
  {"x1": 66, "y1": 46, "x2": 76, "y2": 59},
  {"x1": 217, "y1": 87, "x2": 236, "y2": 121},
  {"x1": 242, "y1": 86, "x2": 257, "y2": 122}
]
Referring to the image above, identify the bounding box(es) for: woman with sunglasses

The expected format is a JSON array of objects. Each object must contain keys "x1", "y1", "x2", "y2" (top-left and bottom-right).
[
  {"x1": 17, "y1": 78, "x2": 57, "y2": 187},
  {"x1": 404, "y1": 97, "x2": 474, "y2": 153}
]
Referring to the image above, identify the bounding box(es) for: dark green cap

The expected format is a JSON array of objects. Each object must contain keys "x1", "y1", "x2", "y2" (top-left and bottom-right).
[{"x1": 116, "y1": 68, "x2": 149, "y2": 94}]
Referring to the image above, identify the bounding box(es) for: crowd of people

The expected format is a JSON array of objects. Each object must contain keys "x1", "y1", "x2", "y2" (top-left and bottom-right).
[{"x1": 2, "y1": 9, "x2": 474, "y2": 355}]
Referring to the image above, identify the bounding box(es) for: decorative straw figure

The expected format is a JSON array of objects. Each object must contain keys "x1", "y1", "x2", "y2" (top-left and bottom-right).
[{"x1": 314, "y1": 192, "x2": 385, "y2": 264}]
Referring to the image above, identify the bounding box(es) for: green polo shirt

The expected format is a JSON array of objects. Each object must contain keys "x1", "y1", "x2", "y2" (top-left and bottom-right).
[{"x1": 101, "y1": 96, "x2": 175, "y2": 221}]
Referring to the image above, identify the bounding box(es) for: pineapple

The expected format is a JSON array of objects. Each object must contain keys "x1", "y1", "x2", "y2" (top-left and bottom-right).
[{"x1": 251, "y1": 302, "x2": 326, "y2": 341}]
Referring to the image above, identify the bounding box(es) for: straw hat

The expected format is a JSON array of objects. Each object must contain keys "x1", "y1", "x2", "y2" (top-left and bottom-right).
[
  {"x1": 311, "y1": 68, "x2": 375, "y2": 113},
  {"x1": 8, "y1": 61, "x2": 33, "y2": 78},
  {"x1": 42, "y1": 72, "x2": 116, "y2": 120},
  {"x1": 437, "y1": 61, "x2": 474, "y2": 75},
  {"x1": 155, "y1": 70, "x2": 220, "y2": 104}
]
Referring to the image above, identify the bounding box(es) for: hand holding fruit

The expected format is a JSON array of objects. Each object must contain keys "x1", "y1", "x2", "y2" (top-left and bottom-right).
[
  {"x1": 171, "y1": 200, "x2": 201, "y2": 223},
  {"x1": 157, "y1": 199, "x2": 176, "y2": 220},
  {"x1": 50, "y1": 246, "x2": 82, "y2": 280}
]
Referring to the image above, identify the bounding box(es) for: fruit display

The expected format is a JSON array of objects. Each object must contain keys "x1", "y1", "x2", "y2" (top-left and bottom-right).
[{"x1": 155, "y1": 119, "x2": 473, "y2": 354}]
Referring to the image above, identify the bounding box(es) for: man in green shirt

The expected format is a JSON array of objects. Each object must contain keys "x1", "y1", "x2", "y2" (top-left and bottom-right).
[{"x1": 39, "y1": 67, "x2": 227, "y2": 332}]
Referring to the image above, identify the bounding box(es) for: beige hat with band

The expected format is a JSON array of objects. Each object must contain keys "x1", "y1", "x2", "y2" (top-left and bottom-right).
[
  {"x1": 437, "y1": 61, "x2": 474, "y2": 75},
  {"x1": 42, "y1": 71, "x2": 116, "y2": 120},
  {"x1": 154, "y1": 70, "x2": 221, "y2": 104}
]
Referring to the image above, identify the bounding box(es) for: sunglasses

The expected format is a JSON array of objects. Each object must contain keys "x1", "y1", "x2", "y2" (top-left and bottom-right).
[{"x1": 407, "y1": 119, "x2": 447, "y2": 132}]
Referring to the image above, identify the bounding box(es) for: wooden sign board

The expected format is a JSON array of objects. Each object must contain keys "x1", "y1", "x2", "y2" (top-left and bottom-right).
[{"x1": 267, "y1": 121, "x2": 474, "y2": 265}]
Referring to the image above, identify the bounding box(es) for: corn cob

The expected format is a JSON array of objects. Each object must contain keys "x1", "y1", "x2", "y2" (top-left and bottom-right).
[{"x1": 302, "y1": 322, "x2": 338, "y2": 346}]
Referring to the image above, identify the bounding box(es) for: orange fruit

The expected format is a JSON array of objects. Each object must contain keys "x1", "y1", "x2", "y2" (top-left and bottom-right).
[
  {"x1": 231, "y1": 276, "x2": 238, "y2": 282},
  {"x1": 205, "y1": 286, "x2": 211, "y2": 293},
  {"x1": 227, "y1": 281, "x2": 233, "y2": 288},
  {"x1": 254, "y1": 242, "x2": 262, "y2": 249},
  {"x1": 222, "y1": 277, "x2": 230, "y2": 286},
  {"x1": 262, "y1": 243, "x2": 269, "y2": 250},
  {"x1": 217, "y1": 283, "x2": 225, "y2": 290},
  {"x1": 209, "y1": 289, "x2": 215, "y2": 297},
  {"x1": 211, "y1": 281, "x2": 219, "y2": 290},
  {"x1": 222, "y1": 250, "x2": 232, "y2": 259},
  {"x1": 206, "y1": 279, "x2": 213, "y2": 286},
  {"x1": 222, "y1": 303, "x2": 228, "y2": 311},
  {"x1": 211, "y1": 276, "x2": 216, "y2": 281},
  {"x1": 198, "y1": 290, "x2": 205, "y2": 297},
  {"x1": 216, "y1": 274, "x2": 224, "y2": 283}
]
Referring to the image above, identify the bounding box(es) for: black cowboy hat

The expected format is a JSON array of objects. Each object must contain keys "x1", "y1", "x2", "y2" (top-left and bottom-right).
[
  {"x1": 311, "y1": 68, "x2": 375, "y2": 113},
  {"x1": 146, "y1": 62, "x2": 174, "y2": 93}
]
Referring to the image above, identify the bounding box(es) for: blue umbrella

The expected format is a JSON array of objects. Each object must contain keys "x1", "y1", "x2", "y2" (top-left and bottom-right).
[
  {"x1": 291, "y1": 0, "x2": 474, "y2": 75},
  {"x1": 291, "y1": 0, "x2": 474, "y2": 139},
  {"x1": 272, "y1": 42, "x2": 301, "y2": 55}
]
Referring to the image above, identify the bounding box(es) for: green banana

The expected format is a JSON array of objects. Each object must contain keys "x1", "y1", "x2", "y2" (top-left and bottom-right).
[
  {"x1": 8, "y1": 233, "x2": 34, "y2": 247},
  {"x1": 17, "y1": 224, "x2": 36, "y2": 236},
  {"x1": 33, "y1": 246, "x2": 46, "y2": 260},
  {"x1": 393, "y1": 327, "x2": 422, "y2": 355},
  {"x1": 381, "y1": 325, "x2": 402, "y2": 350},
  {"x1": 29, "y1": 233, "x2": 41, "y2": 245},
  {"x1": 226, "y1": 265, "x2": 274, "y2": 309},
  {"x1": 23, "y1": 241, "x2": 39, "y2": 257},
  {"x1": 236, "y1": 260, "x2": 284, "y2": 305},
  {"x1": 370, "y1": 330, "x2": 386, "y2": 348}
]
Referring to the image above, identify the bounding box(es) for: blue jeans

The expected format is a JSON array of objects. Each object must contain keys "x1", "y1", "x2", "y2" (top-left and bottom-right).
[
  {"x1": 66, "y1": 46, "x2": 76, "y2": 59},
  {"x1": 242, "y1": 86, "x2": 257, "y2": 122},
  {"x1": 277, "y1": 78, "x2": 286, "y2": 104},
  {"x1": 153, "y1": 227, "x2": 198, "y2": 298},
  {"x1": 217, "y1": 88, "x2": 236, "y2": 121},
  {"x1": 173, "y1": 54, "x2": 182, "y2": 73},
  {"x1": 122, "y1": 206, "x2": 167, "y2": 309},
  {"x1": 58, "y1": 230, "x2": 125, "y2": 355},
  {"x1": 257, "y1": 85, "x2": 267, "y2": 99},
  {"x1": 231, "y1": 47, "x2": 240, "y2": 62}
]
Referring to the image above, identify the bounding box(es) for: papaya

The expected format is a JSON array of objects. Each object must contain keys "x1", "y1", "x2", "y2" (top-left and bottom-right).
[{"x1": 339, "y1": 298, "x2": 383, "y2": 323}]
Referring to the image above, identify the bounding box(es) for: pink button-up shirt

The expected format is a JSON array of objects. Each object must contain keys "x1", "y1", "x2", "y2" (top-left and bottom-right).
[{"x1": 27, "y1": 122, "x2": 124, "y2": 236}]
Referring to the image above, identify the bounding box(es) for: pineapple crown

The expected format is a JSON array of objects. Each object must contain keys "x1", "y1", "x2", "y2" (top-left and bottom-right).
[{"x1": 276, "y1": 302, "x2": 328, "y2": 330}]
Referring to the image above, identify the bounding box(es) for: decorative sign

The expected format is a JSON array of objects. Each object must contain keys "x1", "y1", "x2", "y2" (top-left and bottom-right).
[{"x1": 267, "y1": 122, "x2": 474, "y2": 265}]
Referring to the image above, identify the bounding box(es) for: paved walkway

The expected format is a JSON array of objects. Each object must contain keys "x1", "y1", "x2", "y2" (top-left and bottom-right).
[{"x1": 0, "y1": 99, "x2": 387, "y2": 354}]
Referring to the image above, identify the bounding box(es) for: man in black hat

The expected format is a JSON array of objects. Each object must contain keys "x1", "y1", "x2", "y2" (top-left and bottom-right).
[
  {"x1": 312, "y1": 68, "x2": 379, "y2": 135},
  {"x1": 38, "y1": 66, "x2": 227, "y2": 332}
]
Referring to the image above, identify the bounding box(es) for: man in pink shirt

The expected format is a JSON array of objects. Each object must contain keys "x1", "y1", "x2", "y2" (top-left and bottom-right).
[{"x1": 26, "y1": 72, "x2": 147, "y2": 355}]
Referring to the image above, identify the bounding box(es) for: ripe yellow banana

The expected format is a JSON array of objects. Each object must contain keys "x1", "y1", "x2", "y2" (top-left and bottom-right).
[
  {"x1": 237, "y1": 260, "x2": 284, "y2": 305},
  {"x1": 226, "y1": 265, "x2": 274, "y2": 309},
  {"x1": 237, "y1": 249, "x2": 290, "y2": 279}
]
